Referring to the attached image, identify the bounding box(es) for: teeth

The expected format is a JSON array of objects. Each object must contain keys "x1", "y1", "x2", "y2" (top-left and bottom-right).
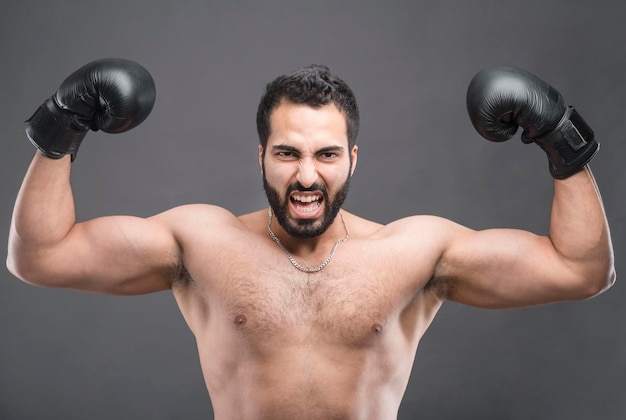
[
  {"x1": 292, "y1": 195, "x2": 321, "y2": 203},
  {"x1": 295, "y1": 202, "x2": 321, "y2": 213}
]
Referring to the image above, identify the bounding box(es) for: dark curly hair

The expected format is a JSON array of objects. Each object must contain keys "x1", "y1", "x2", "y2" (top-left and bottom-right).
[{"x1": 256, "y1": 64, "x2": 359, "y2": 152}]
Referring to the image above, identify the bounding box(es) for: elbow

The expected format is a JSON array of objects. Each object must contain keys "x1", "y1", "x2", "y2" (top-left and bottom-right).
[
  {"x1": 571, "y1": 265, "x2": 616, "y2": 300},
  {"x1": 7, "y1": 253, "x2": 36, "y2": 286},
  {"x1": 596, "y1": 265, "x2": 617, "y2": 295},
  {"x1": 6, "y1": 249, "x2": 24, "y2": 282},
  {"x1": 6, "y1": 251, "x2": 57, "y2": 288}
]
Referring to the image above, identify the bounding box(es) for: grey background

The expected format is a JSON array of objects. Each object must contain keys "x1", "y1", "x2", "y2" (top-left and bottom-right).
[{"x1": 1, "y1": 1, "x2": 624, "y2": 419}]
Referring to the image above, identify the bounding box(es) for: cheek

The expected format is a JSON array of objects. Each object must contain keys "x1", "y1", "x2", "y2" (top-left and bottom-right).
[
  {"x1": 326, "y1": 164, "x2": 351, "y2": 185},
  {"x1": 313, "y1": 172, "x2": 347, "y2": 198},
  {"x1": 263, "y1": 162, "x2": 292, "y2": 187}
]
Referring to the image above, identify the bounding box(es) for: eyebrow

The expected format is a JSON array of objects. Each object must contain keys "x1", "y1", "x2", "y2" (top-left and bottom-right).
[{"x1": 271, "y1": 145, "x2": 345, "y2": 154}]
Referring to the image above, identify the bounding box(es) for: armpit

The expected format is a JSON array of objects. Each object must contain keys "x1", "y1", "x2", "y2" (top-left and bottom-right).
[
  {"x1": 424, "y1": 274, "x2": 454, "y2": 301},
  {"x1": 172, "y1": 259, "x2": 194, "y2": 287}
]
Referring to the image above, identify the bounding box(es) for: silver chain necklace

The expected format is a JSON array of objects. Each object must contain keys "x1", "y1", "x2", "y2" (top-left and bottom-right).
[{"x1": 267, "y1": 207, "x2": 350, "y2": 273}]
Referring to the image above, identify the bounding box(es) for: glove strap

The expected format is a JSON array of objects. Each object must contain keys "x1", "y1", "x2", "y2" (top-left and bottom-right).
[
  {"x1": 533, "y1": 106, "x2": 598, "y2": 179},
  {"x1": 25, "y1": 97, "x2": 88, "y2": 162}
]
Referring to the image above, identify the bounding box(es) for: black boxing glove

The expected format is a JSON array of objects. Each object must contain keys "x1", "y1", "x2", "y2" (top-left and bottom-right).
[
  {"x1": 466, "y1": 65, "x2": 598, "y2": 179},
  {"x1": 26, "y1": 58, "x2": 156, "y2": 161}
]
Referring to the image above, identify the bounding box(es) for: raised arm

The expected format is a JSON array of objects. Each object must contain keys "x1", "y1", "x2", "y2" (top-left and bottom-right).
[
  {"x1": 6, "y1": 59, "x2": 179, "y2": 295},
  {"x1": 432, "y1": 66, "x2": 615, "y2": 309}
]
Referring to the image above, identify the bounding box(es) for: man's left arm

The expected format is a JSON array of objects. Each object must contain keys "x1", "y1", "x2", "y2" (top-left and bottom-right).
[
  {"x1": 435, "y1": 166, "x2": 614, "y2": 309},
  {"x1": 432, "y1": 66, "x2": 615, "y2": 308}
]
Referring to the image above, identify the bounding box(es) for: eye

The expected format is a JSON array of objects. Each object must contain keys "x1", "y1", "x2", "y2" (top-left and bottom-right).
[
  {"x1": 277, "y1": 151, "x2": 296, "y2": 158},
  {"x1": 319, "y1": 151, "x2": 339, "y2": 160}
]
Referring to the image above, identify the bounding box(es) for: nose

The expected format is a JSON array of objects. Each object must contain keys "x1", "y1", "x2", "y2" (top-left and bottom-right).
[{"x1": 296, "y1": 158, "x2": 319, "y2": 188}]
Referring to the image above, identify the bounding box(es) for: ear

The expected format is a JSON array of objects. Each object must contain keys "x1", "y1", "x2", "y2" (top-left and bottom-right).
[
  {"x1": 258, "y1": 144, "x2": 264, "y2": 173},
  {"x1": 350, "y1": 145, "x2": 358, "y2": 176}
]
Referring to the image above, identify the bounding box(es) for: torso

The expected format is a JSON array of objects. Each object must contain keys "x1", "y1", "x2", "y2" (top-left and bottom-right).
[{"x1": 168, "y1": 205, "x2": 446, "y2": 420}]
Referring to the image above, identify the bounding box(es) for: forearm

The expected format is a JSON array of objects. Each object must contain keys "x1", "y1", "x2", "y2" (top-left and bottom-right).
[
  {"x1": 7, "y1": 152, "x2": 75, "y2": 275},
  {"x1": 549, "y1": 166, "x2": 615, "y2": 294}
]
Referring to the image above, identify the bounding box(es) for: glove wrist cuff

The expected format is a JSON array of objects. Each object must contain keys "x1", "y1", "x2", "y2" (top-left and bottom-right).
[
  {"x1": 25, "y1": 98, "x2": 88, "y2": 161},
  {"x1": 534, "y1": 106, "x2": 599, "y2": 179}
]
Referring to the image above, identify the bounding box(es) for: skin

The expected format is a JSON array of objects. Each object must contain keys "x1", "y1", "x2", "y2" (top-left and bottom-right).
[{"x1": 7, "y1": 101, "x2": 615, "y2": 419}]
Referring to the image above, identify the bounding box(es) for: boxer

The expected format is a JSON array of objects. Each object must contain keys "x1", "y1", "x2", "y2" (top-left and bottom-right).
[{"x1": 8, "y1": 59, "x2": 615, "y2": 419}]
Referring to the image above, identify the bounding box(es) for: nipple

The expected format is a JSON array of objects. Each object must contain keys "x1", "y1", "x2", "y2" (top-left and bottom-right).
[
  {"x1": 371, "y1": 323, "x2": 383, "y2": 334},
  {"x1": 234, "y1": 315, "x2": 247, "y2": 326}
]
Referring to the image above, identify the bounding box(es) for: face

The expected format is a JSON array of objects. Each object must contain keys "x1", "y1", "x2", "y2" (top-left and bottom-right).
[{"x1": 260, "y1": 102, "x2": 358, "y2": 239}]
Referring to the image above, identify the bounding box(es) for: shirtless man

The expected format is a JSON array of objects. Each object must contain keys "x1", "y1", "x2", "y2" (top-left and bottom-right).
[{"x1": 7, "y1": 59, "x2": 615, "y2": 419}]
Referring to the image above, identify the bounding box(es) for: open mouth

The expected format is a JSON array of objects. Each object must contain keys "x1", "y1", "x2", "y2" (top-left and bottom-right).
[{"x1": 290, "y1": 193, "x2": 323, "y2": 215}]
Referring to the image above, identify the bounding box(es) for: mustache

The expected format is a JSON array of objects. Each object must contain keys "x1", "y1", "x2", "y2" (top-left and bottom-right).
[{"x1": 287, "y1": 182, "x2": 328, "y2": 195}]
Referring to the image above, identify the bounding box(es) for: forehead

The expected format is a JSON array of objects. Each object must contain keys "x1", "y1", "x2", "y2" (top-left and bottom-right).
[{"x1": 268, "y1": 101, "x2": 349, "y2": 148}]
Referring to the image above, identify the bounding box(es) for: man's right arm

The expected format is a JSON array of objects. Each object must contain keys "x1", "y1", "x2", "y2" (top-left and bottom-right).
[
  {"x1": 7, "y1": 153, "x2": 181, "y2": 295},
  {"x1": 6, "y1": 58, "x2": 179, "y2": 295}
]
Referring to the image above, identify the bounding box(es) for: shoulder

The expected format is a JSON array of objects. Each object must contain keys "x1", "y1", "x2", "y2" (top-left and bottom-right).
[
  {"x1": 339, "y1": 211, "x2": 470, "y2": 243},
  {"x1": 153, "y1": 203, "x2": 236, "y2": 221},
  {"x1": 366, "y1": 214, "x2": 476, "y2": 280},
  {"x1": 372, "y1": 214, "x2": 469, "y2": 241},
  {"x1": 152, "y1": 205, "x2": 280, "y2": 236},
  {"x1": 149, "y1": 204, "x2": 245, "y2": 235},
  {"x1": 345, "y1": 212, "x2": 474, "y2": 264}
]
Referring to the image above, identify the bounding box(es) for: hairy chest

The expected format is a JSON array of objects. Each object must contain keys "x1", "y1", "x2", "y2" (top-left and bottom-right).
[{"x1": 184, "y1": 240, "x2": 432, "y2": 348}]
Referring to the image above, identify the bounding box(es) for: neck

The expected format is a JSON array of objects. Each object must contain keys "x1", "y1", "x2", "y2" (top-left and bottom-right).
[
  {"x1": 269, "y1": 209, "x2": 347, "y2": 250},
  {"x1": 267, "y1": 208, "x2": 350, "y2": 273}
]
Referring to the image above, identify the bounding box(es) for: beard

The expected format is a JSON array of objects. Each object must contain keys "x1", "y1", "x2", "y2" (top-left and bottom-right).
[{"x1": 263, "y1": 171, "x2": 351, "y2": 239}]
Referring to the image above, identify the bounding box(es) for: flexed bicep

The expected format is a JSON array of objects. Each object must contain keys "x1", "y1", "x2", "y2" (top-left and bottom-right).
[
  {"x1": 11, "y1": 212, "x2": 181, "y2": 295},
  {"x1": 434, "y1": 225, "x2": 608, "y2": 309}
]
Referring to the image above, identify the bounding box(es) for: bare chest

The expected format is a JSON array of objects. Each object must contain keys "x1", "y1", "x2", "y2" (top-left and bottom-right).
[
  {"x1": 185, "y1": 240, "x2": 428, "y2": 346},
  {"x1": 225, "y1": 264, "x2": 391, "y2": 343}
]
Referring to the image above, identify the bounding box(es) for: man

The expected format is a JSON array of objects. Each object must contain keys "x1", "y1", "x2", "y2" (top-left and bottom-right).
[{"x1": 7, "y1": 59, "x2": 615, "y2": 419}]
